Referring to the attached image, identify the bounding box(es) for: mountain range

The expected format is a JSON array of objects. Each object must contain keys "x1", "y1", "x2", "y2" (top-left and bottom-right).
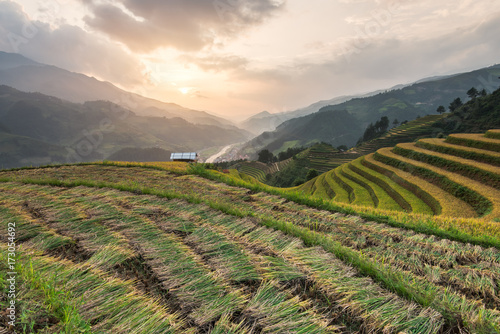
[
  {"x1": 0, "y1": 51, "x2": 235, "y2": 129},
  {"x1": 2, "y1": 51, "x2": 500, "y2": 167},
  {"x1": 238, "y1": 92, "x2": 385, "y2": 135},
  {"x1": 0, "y1": 52, "x2": 257, "y2": 168},
  {"x1": 236, "y1": 64, "x2": 500, "y2": 158},
  {"x1": 0, "y1": 85, "x2": 252, "y2": 168}
]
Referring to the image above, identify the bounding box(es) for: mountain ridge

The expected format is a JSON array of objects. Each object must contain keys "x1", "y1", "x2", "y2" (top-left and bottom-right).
[
  {"x1": 0, "y1": 85, "x2": 251, "y2": 168},
  {"x1": 235, "y1": 64, "x2": 500, "y2": 158},
  {"x1": 0, "y1": 51, "x2": 236, "y2": 129}
]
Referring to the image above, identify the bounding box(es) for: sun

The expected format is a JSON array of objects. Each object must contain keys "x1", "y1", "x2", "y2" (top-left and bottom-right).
[{"x1": 179, "y1": 87, "x2": 192, "y2": 95}]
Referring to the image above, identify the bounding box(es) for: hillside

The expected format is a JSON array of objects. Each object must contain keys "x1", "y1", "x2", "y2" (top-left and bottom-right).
[
  {"x1": 238, "y1": 94, "x2": 367, "y2": 135},
  {"x1": 232, "y1": 143, "x2": 341, "y2": 186},
  {"x1": 298, "y1": 129, "x2": 500, "y2": 220},
  {"x1": 0, "y1": 52, "x2": 234, "y2": 128},
  {"x1": 240, "y1": 109, "x2": 363, "y2": 158},
  {"x1": 0, "y1": 86, "x2": 251, "y2": 168},
  {"x1": 354, "y1": 114, "x2": 447, "y2": 156},
  {"x1": 1, "y1": 161, "x2": 500, "y2": 332},
  {"x1": 235, "y1": 115, "x2": 448, "y2": 187},
  {"x1": 236, "y1": 64, "x2": 500, "y2": 158}
]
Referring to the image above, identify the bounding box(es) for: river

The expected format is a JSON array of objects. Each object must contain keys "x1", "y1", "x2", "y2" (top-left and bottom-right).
[{"x1": 205, "y1": 144, "x2": 233, "y2": 163}]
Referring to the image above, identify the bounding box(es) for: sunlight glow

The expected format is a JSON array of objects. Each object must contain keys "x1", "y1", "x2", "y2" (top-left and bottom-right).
[{"x1": 179, "y1": 87, "x2": 192, "y2": 95}]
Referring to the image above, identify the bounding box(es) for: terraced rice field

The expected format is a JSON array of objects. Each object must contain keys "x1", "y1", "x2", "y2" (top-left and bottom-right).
[
  {"x1": 305, "y1": 115, "x2": 446, "y2": 170},
  {"x1": 306, "y1": 145, "x2": 348, "y2": 174},
  {"x1": 237, "y1": 162, "x2": 268, "y2": 182},
  {"x1": 299, "y1": 130, "x2": 500, "y2": 220},
  {"x1": 2, "y1": 161, "x2": 500, "y2": 333},
  {"x1": 235, "y1": 159, "x2": 292, "y2": 183},
  {"x1": 354, "y1": 114, "x2": 446, "y2": 156}
]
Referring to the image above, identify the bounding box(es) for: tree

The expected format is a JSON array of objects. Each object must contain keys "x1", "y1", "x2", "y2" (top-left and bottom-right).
[
  {"x1": 393, "y1": 118, "x2": 399, "y2": 127},
  {"x1": 480, "y1": 89, "x2": 488, "y2": 97},
  {"x1": 361, "y1": 116, "x2": 390, "y2": 142},
  {"x1": 448, "y1": 97, "x2": 463, "y2": 113},
  {"x1": 467, "y1": 87, "x2": 479, "y2": 99},
  {"x1": 277, "y1": 146, "x2": 304, "y2": 161},
  {"x1": 306, "y1": 169, "x2": 319, "y2": 181},
  {"x1": 436, "y1": 105, "x2": 446, "y2": 114},
  {"x1": 379, "y1": 116, "x2": 390, "y2": 132},
  {"x1": 362, "y1": 123, "x2": 376, "y2": 141},
  {"x1": 292, "y1": 178, "x2": 305, "y2": 186},
  {"x1": 257, "y1": 149, "x2": 274, "y2": 164}
]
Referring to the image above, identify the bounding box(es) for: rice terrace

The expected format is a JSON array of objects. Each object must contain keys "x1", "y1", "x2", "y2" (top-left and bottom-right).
[{"x1": 0, "y1": 128, "x2": 500, "y2": 333}]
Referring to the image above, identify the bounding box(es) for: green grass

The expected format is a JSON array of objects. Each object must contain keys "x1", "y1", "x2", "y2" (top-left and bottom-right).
[
  {"x1": 356, "y1": 157, "x2": 434, "y2": 215},
  {"x1": 485, "y1": 129, "x2": 500, "y2": 139},
  {"x1": 338, "y1": 164, "x2": 375, "y2": 207},
  {"x1": 347, "y1": 158, "x2": 405, "y2": 212},
  {"x1": 446, "y1": 133, "x2": 500, "y2": 152},
  {"x1": 416, "y1": 138, "x2": 500, "y2": 167},
  {"x1": 374, "y1": 149, "x2": 492, "y2": 217},
  {"x1": 324, "y1": 171, "x2": 350, "y2": 203},
  {"x1": 394, "y1": 143, "x2": 500, "y2": 189}
]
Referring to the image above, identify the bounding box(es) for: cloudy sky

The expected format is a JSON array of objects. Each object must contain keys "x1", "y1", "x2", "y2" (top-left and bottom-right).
[{"x1": 1, "y1": 0, "x2": 500, "y2": 120}]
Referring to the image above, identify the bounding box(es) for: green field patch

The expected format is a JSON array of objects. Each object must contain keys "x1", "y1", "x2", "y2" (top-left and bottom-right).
[
  {"x1": 338, "y1": 165, "x2": 375, "y2": 207},
  {"x1": 416, "y1": 138, "x2": 500, "y2": 167},
  {"x1": 446, "y1": 133, "x2": 500, "y2": 152},
  {"x1": 347, "y1": 159, "x2": 404, "y2": 212},
  {"x1": 394, "y1": 143, "x2": 500, "y2": 190},
  {"x1": 376, "y1": 147, "x2": 500, "y2": 219}
]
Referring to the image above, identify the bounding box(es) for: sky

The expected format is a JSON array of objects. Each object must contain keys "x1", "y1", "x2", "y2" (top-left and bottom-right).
[{"x1": 1, "y1": 0, "x2": 500, "y2": 121}]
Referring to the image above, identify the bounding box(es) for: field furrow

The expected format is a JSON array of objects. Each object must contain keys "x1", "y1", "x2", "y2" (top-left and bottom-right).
[
  {"x1": 0, "y1": 242, "x2": 181, "y2": 333},
  {"x1": 337, "y1": 165, "x2": 374, "y2": 207},
  {"x1": 125, "y1": 196, "x2": 446, "y2": 333},
  {"x1": 394, "y1": 142, "x2": 500, "y2": 189},
  {"x1": 346, "y1": 162, "x2": 402, "y2": 211},
  {"x1": 446, "y1": 133, "x2": 500, "y2": 152},
  {"x1": 324, "y1": 171, "x2": 350, "y2": 203},
  {"x1": 363, "y1": 153, "x2": 474, "y2": 217},
  {"x1": 416, "y1": 138, "x2": 500, "y2": 167},
  {"x1": 93, "y1": 193, "x2": 343, "y2": 333},
  {"x1": 2, "y1": 163, "x2": 500, "y2": 333},
  {"x1": 353, "y1": 157, "x2": 432, "y2": 214},
  {"x1": 375, "y1": 147, "x2": 500, "y2": 218}
]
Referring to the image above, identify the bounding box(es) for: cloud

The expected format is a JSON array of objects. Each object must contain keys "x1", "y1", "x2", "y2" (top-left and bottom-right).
[
  {"x1": 0, "y1": 0, "x2": 146, "y2": 87},
  {"x1": 81, "y1": 0, "x2": 286, "y2": 52},
  {"x1": 178, "y1": 53, "x2": 249, "y2": 72},
  {"x1": 332, "y1": 11, "x2": 500, "y2": 80},
  {"x1": 211, "y1": 10, "x2": 500, "y2": 112}
]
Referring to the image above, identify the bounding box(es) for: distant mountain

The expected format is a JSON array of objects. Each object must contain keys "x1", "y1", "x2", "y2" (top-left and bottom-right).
[
  {"x1": 0, "y1": 51, "x2": 235, "y2": 129},
  {"x1": 240, "y1": 109, "x2": 362, "y2": 157},
  {"x1": 237, "y1": 64, "x2": 500, "y2": 158},
  {"x1": 0, "y1": 86, "x2": 251, "y2": 168},
  {"x1": 239, "y1": 94, "x2": 374, "y2": 135},
  {"x1": 239, "y1": 111, "x2": 289, "y2": 135},
  {"x1": 0, "y1": 52, "x2": 39, "y2": 70}
]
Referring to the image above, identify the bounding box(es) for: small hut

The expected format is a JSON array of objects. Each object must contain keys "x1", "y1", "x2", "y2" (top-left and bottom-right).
[{"x1": 170, "y1": 152, "x2": 198, "y2": 162}]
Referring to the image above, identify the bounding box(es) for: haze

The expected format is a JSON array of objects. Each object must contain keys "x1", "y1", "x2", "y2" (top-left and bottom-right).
[{"x1": 1, "y1": 0, "x2": 500, "y2": 121}]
